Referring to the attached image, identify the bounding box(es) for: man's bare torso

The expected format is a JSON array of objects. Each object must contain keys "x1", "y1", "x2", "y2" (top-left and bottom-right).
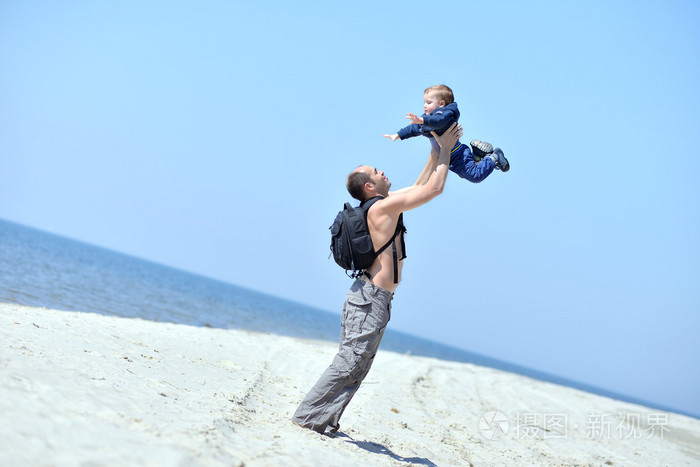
[{"x1": 365, "y1": 200, "x2": 405, "y2": 292}]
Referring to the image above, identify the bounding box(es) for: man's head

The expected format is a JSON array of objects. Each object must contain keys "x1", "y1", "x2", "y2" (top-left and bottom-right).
[
  {"x1": 423, "y1": 84, "x2": 454, "y2": 115},
  {"x1": 347, "y1": 165, "x2": 391, "y2": 201}
]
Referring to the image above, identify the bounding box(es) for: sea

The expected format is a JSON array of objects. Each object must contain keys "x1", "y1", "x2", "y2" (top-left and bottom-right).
[{"x1": 0, "y1": 218, "x2": 692, "y2": 418}]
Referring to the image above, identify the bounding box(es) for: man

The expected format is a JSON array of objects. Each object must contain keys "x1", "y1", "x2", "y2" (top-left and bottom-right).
[{"x1": 292, "y1": 123, "x2": 463, "y2": 434}]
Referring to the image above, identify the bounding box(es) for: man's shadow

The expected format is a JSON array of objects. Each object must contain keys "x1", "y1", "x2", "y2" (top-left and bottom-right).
[{"x1": 328, "y1": 432, "x2": 437, "y2": 466}]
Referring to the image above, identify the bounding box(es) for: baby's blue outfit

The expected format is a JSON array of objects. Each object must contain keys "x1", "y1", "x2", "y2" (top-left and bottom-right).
[{"x1": 396, "y1": 102, "x2": 495, "y2": 183}]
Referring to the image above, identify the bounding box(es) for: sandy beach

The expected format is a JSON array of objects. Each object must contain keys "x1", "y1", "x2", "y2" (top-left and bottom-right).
[{"x1": 1, "y1": 302, "x2": 698, "y2": 466}]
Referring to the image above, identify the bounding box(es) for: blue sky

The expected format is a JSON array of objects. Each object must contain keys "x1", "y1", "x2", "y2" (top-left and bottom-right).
[{"x1": 2, "y1": 1, "x2": 699, "y2": 417}]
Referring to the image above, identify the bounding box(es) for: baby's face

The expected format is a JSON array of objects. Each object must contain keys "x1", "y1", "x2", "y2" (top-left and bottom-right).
[{"x1": 423, "y1": 91, "x2": 444, "y2": 115}]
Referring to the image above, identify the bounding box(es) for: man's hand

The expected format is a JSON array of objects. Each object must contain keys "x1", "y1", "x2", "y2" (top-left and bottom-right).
[
  {"x1": 405, "y1": 113, "x2": 424, "y2": 125},
  {"x1": 430, "y1": 123, "x2": 462, "y2": 152},
  {"x1": 382, "y1": 133, "x2": 400, "y2": 142}
]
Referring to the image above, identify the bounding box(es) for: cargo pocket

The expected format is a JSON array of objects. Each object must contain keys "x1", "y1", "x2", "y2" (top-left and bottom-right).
[{"x1": 344, "y1": 295, "x2": 387, "y2": 358}]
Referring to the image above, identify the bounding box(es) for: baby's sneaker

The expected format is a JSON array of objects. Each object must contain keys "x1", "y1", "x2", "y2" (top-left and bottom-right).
[
  {"x1": 493, "y1": 148, "x2": 510, "y2": 172},
  {"x1": 470, "y1": 139, "x2": 494, "y2": 160}
]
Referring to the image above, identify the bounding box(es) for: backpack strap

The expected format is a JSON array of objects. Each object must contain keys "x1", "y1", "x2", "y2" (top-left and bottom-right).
[
  {"x1": 361, "y1": 197, "x2": 405, "y2": 284},
  {"x1": 385, "y1": 213, "x2": 405, "y2": 284}
]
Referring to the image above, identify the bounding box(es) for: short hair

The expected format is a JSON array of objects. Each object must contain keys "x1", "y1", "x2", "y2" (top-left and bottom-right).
[
  {"x1": 347, "y1": 168, "x2": 371, "y2": 201},
  {"x1": 424, "y1": 84, "x2": 454, "y2": 105}
]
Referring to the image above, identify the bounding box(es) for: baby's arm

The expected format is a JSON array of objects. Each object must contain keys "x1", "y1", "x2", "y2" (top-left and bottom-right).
[{"x1": 383, "y1": 111, "x2": 428, "y2": 141}]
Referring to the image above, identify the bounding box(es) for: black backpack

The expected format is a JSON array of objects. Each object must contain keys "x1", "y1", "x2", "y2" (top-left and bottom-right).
[{"x1": 329, "y1": 196, "x2": 405, "y2": 283}]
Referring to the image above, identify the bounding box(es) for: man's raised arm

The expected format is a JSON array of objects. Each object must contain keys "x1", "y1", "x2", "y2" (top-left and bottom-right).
[
  {"x1": 412, "y1": 149, "x2": 440, "y2": 187},
  {"x1": 385, "y1": 123, "x2": 462, "y2": 213},
  {"x1": 389, "y1": 149, "x2": 438, "y2": 197}
]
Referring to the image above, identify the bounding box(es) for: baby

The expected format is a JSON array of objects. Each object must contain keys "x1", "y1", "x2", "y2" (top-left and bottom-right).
[{"x1": 383, "y1": 84, "x2": 509, "y2": 182}]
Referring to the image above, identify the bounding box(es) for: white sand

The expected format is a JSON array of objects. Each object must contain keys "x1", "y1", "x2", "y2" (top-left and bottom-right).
[{"x1": 1, "y1": 303, "x2": 699, "y2": 466}]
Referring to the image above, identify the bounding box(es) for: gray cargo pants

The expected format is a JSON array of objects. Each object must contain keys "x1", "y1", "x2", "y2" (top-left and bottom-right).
[{"x1": 292, "y1": 277, "x2": 393, "y2": 434}]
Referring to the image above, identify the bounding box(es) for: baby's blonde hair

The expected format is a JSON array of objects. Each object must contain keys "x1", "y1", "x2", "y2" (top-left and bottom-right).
[{"x1": 424, "y1": 84, "x2": 454, "y2": 105}]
